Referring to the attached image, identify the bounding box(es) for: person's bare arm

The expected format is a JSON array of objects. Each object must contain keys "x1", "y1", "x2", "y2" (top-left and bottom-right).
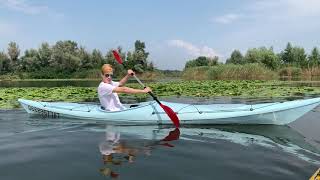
[
  {"x1": 118, "y1": 75, "x2": 130, "y2": 87},
  {"x1": 119, "y1": 69, "x2": 134, "y2": 86},
  {"x1": 113, "y1": 87, "x2": 151, "y2": 94}
]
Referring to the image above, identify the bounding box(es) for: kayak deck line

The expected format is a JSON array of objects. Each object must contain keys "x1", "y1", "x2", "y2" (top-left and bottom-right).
[{"x1": 18, "y1": 97, "x2": 320, "y2": 125}]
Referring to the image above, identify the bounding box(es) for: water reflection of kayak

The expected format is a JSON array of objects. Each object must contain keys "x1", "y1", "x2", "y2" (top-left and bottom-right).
[
  {"x1": 96, "y1": 125, "x2": 320, "y2": 164},
  {"x1": 19, "y1": 97, "x2": 320, "y2": 125},
  {"x1": 99, "y1": 126, "x2": 180, "y2": 156},
  {"x1": 194, "y1": 125, "x2": 320, "y2": 154},
  {"x1": 95, "y1": 124, "x2": 320, "y2": 178}
]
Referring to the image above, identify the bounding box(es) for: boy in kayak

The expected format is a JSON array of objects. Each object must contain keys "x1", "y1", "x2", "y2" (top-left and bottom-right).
[{"x1": 98, "y1": 64, "x2": 152, "y2": 111}]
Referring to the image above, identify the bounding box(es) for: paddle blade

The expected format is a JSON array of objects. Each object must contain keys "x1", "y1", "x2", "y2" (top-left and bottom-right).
[
  {"x1": 112, "y1": 50, "x2": 123, "y2": 64},
  {"x1": 160, "y1": 104, "x2": 180, "y2": 128},
  {"x1": 159, "y1": 142, "x2": 175, "y2": 147}
]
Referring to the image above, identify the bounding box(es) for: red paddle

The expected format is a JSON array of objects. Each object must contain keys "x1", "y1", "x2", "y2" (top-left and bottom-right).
[{"x1": 111, "y1": 50, "x2": 180, "y2": 128}]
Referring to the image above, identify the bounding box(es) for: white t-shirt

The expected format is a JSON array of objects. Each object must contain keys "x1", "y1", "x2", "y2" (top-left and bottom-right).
[{"x1": 98, "y1": 81, "x2": 126, "y2": 111}]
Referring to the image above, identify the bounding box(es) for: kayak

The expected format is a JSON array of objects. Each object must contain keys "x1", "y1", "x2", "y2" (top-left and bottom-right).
[{"x1": 18, "y1": 97, "x2": 320, "y2": 125}]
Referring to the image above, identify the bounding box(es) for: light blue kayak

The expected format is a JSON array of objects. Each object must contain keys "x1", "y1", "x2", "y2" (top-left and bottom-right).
[{"x1": 18, "y1": 98, "x2": 320, "y2": 125}]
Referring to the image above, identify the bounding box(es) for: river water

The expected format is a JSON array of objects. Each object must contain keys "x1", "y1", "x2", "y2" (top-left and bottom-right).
[
  {"x1": 0, "y1": 80, "x2": 320, "y2": 179},
  {"x1": 0, "y1": 101, "x2": 320, "y2": 180}
]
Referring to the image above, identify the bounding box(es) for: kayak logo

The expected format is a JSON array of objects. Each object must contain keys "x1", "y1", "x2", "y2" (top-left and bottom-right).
[
  {"x1": 310, "y1": 168, "x2": 320, "y2": 180},
  {"x1": 27, "y1": 105, "x2": 59, "y2": 118}
]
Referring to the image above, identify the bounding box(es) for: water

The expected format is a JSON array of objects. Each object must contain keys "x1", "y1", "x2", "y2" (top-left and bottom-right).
[
  {"x1": 1, "y1": 106, "x2": 320, "y2": 179},
  {"x1": 1, "y1": 79, "x2": 320, "y2": 179}
]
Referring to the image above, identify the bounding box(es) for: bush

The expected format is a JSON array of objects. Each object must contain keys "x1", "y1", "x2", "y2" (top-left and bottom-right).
[
  {"x1": 26, "y1": 67, "x2": 71, "y2": 79},
  {"x1": 182, "y1": 64, "x2": 277, "y2": 80},
  {"x1": 0, "y1": 73, "x2": 20, "y2": 80},
  {"x1": 208, "y1": 63, "x2": 277, "y2": 80}
]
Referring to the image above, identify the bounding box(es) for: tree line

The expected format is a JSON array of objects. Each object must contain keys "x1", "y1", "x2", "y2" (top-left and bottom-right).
[
  {"x1": 2, "y1": 40, "x2": 320, "y2": 79},
  {"x1": 0, "y1": 40, "x2": 153, "y2": 78},
  {"x1": 185, "y1": 43, "x2": 320, "y2": 70}
]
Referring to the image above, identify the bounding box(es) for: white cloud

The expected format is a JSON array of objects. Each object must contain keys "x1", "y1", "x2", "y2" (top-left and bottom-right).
[
  {"x1": 0, "y1": 0, "x2": 47, "y2": 14},
  {"x1": 0, "y1": 0, "x2": 63, "y2": 17},
  {"x1": 250, "y1": 0, "x2": 320, "y2": 18},
  {"x1": 213, "y1": 0, "x2": 320, "y2": 25},
  {"x1": 213, "y1": 13, "x2": 242, "y2": 24},
  {"x1": 168, "y1": 39, "x2": 220, "y2": 58},
  {"x1": 286, "y1": 0, "x2": 320, "y2": 16}
]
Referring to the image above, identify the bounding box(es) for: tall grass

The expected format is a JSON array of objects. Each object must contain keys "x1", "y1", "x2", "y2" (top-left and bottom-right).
[
  {"x1": 183, "y1": 64, "x2": 277, "y2": 80},
  {"x1": 135, "y1": 71, "x2": 164, "y2": 80},
  {"x1": 302, "y1": 67, "x2": 320, "y2": 77},
  {"x1": 182, "y1": 66, "x2": 211, "y2": 80},
  {"x1": 278, "y1": 66, "x2": 320, "y2": 81}
]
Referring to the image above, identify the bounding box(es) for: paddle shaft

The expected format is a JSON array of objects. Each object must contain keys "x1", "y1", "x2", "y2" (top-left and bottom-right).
[{"x1": 132, "y1": 74, "x2": 161, "y2": 104}]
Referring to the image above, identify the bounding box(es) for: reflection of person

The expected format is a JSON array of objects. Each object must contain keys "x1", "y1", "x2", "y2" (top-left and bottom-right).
[
  {"x1": 99, "y1": 167, "x2": 119, "y2": 178},
  {"x1": 100, "y1": 142, "x2": 140, "y2": 164},
  {"x1": 99, "y1": 130, "x2": 120, "y2": 156},
  {"x1": 99, "y1": 130, "x2": 121, "y2": 178},
  {"x1": 98, "y1": 127, "x2": 180, "y2": 178},
  {"x1": 98, "y1": 64, "x2": 152, "y2": 111}
]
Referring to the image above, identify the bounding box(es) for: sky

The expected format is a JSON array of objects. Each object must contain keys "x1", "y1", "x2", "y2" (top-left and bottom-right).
[{"x1": 1, "y1": 0, "x2": 320, "y2": 70}]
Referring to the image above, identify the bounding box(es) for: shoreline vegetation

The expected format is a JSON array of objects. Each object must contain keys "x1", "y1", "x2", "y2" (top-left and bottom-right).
[{"x1": 1, "y1": 80, "x2": 320, "y2": 109}]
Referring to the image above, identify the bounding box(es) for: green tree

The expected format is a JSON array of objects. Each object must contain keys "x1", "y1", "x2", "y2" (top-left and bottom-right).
[
  {"x1": 184, "y1": 56, "x2": 217, "y2": 69},
  {"x1": 38, "y1": 42, "x2": 52, "y2": 68},
  {"x1": 125, "y1": 40, "x2": 150, "y2": 72},
  {"x1": 91, "y1": 49, "x2": 104, "y2": 67},
  {"x1": 244, "y1": 48, "x2": 260, "y2": 64},
  {"x1": 20, "y1": 49, "x2": 40, "y2": 72},
  {"x1": 134, "y1": 40, "x2": 149, "y2": 62},
  {"x1": 78, "y1": 46, "x2": 93, "y2": 69},
  {"x1": 208, "y1": 56, "x2": 219, "y2": 66},
  {"x1": 125, "y1": 51, "x2": 137, "y2": 70},
  {"x1": 226, "y1": 50, "x2": 244, "y2": 64},
  {"x1": 7, "y1": 41, "x2": 20, "y2": 70},
  {"x1": 244, "y1": 47, "x2": 279, "y2": 70},
  {"x1": 260, "y1": 47, "x2": 279, "y2": 70},
  {"x1": 280, "y1": 43, "x2": 308, "y2": 68},
  {"x1": 308, "y1": 47, "x2": 320, "y2": 67},
  {"x1": 292, "y1": 47, "x2": 307, "y2": 68},
  {"x1": 50, "y1": 40, "x2": 81, "y2": 72},
  {"x1": 280, "y1": 42, "x2": 294, "y2": 65},
  {"x1": 0, "y1": 52, "x2": 10, "y2": 74}
]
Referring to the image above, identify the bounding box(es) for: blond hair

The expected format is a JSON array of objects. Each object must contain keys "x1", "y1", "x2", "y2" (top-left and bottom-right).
[{"x1": 101, "y1": 64, "x2": 113, "y2": 74}]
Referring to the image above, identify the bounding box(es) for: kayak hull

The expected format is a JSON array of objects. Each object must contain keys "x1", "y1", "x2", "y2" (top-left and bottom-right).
[{"x1": 18, "y1": 98, "x2": 320, "y2": 125}]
